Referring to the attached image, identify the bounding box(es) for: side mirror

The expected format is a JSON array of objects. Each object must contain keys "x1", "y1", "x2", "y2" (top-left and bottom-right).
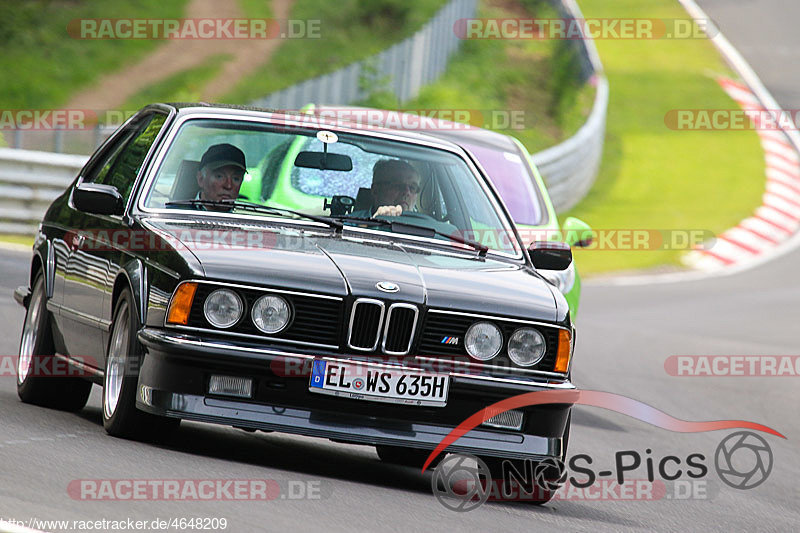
[
  {"x1": 529, "y1": 241, "x2": 572, "y2": 271},
  {"x1": 562, "y1": 216, "x2": 593, "y2": 247},
  {"x1": 72, "y1": 183, "x2": 124, "y2": 216}
]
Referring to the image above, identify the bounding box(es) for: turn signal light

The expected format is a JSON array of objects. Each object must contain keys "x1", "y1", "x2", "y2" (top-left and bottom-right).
[
  {"x1": 554, "y1": 328, "x2": 572, "y2": 373},
  {"x1": 166, "y1": 282, "x2": 198, "y2": 325}
]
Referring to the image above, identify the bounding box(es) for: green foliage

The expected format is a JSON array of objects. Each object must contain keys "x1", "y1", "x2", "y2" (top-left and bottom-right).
[
  {"x1": 548, "y1": 40, "x2": 584, "y2": 127},
  {"x1": 0, "y1": 0, "x2": 189, "y2": 109},
  {"x1": 224, "y1": 0, "x2": 447, "y2": 103},
  {"x1": 357, "y1": 57, "x2": 399, "y2": 109},
  {"x1": 354, "y1": 0, "x2": 412, "y2": 31},
  {"x1": 236, "y1": 0, "x2": 274, "y2": 18},
  {"x1": 399, "y1": 0, "x2": 593, "y2": 152}
]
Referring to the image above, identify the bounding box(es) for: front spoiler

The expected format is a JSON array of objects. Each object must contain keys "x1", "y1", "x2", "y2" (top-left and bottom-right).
[
  {"x1": 137, "y1": 388, "x2": 563, "y2": 461},
  {"x1": 136, "y1": 327, "x2": 574, "y2": 460}
]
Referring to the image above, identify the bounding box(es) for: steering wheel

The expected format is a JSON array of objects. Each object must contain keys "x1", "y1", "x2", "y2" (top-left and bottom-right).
[{"x1": 396, "y1": 211, "x2": 438, "y2": 222}]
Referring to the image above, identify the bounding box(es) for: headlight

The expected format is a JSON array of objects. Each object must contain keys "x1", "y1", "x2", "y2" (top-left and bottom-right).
[
  {"x1": 251, "y1": 295, "x2": 291, "y2": 334},
  {"x1": 540, "y1": 261, "x2": 576, "y2": 294},
  {"x1": 465, "y1": 321, "x2": 503, "y2": 361},
  {"x1": 507, "y1": 328, "x2": 546, "y2": 367},
  {"x1": 203, "y1": 289, "x2": 243, "y2": 328}
]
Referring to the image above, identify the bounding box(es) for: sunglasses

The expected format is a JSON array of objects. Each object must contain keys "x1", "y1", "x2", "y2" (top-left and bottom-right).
[{"x1": 383, "y1": 182, "x2": 421, "y2": 194}]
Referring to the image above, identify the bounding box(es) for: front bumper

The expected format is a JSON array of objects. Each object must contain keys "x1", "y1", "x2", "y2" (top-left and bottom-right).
[{"x1": 137, "y1": 328, "x2": 576, "y2": 460}]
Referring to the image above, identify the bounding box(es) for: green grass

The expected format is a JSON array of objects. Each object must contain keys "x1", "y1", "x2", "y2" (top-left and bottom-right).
[
  {"x1": 237, "y1": 0, "x2": 274, "y2": 18},
  {"x1": 120, "y1": 54, "x2": 231, "y2": 112},
  {"x1": 0, "y1": 0, "x2": 189, "y2": 109},
  {"x1": 561, "y1": 0, "x2": 765, "y2": 274},
  {"x1": 385, "y1": 0, "x2": 594, "y2": 152},
  {"x1": 0, "y1": 234, "x2": 35, "y2": 247},
  {"x1": 222, "y1": 0, "x2": 448, "y2": 104}
]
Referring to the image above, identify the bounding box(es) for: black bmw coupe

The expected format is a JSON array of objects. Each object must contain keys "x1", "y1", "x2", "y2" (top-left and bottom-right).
[{"x1": 14, "y1": 103, "x2": 576, "y2": 494}]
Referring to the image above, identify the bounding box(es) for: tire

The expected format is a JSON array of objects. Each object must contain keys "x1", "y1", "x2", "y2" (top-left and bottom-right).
[
  {"x1": 17, "y1": 272, "x2": 91, "y2": 411},
  {"x1": 102, "y1": 287, "x2": 179, "y2": 441},
  {"x1": 479, "y1": 415, "x2": 571, "y2": 505},
  {"x1": 376, "y1": 445, "x2": 443, "y2": 469}
]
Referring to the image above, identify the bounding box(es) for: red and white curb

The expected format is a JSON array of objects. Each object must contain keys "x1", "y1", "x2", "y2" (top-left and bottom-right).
[
  {"x1": 589, "y1": 0, "x2": 800, "y2": 285},
  {"x1": 682, "y1": 78, "x2": 800, "y2": 271}
]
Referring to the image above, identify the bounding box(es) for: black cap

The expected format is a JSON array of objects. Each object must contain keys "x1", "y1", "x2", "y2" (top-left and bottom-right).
[{"x1": 199, "y1": 143, "x2": 246, "y2": 172}]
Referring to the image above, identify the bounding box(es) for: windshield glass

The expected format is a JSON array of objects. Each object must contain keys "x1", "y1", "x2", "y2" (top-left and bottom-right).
[
  {"x1": 459, "y1": 141, "x2": 545, "y2": 226},
  {"x1": 143, "y1": 118, "x2": 519, "y2": 254}
]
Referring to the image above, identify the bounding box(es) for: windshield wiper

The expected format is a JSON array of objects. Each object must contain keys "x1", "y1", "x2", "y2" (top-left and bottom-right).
[
  {"x1": 332, "y1": 216, "x2": 488, "y2": 257},
  {"x1": 165, "y1": 199, "x2": 343, "y2": 232}
]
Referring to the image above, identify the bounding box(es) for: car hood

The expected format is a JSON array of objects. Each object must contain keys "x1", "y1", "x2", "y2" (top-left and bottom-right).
[{"x1": 144, "y1": 218, "x2": 561, "y2": 322}]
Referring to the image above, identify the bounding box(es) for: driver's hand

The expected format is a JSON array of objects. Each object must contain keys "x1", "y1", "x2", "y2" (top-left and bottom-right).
[{"x1": 374, "y1": 205, "x2": 403, "y2": 217}]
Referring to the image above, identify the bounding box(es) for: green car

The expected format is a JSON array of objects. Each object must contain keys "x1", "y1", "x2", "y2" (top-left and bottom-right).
[
  {"x1": 425, "y1": 127, "x2": 592, "y2": 318},
  {"x1": 238, "y1": 105, "x2": 592, "y2": 319}
]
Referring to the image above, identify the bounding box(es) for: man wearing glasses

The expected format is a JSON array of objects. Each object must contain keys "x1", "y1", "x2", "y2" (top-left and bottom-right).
[{"x1": 366, "y1": 159, "x2": 421, "y2": 217}]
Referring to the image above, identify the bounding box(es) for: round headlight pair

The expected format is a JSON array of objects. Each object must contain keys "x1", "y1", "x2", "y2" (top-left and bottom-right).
[
  {"x1": 464, "y1": 322, "x2": 545, "y2": 367},
  {"x1": 203, "y1": 289, "x2": 290, "y2": 334}
]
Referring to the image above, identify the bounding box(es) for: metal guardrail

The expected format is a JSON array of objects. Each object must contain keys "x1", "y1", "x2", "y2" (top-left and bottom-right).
[
  {"x1": 0, "y1": 147, "x2": 87, "y2": 235},
  {"x1": 251, "y1": 0, "x2": 478, "y2": 109},
  {"x1": 0, "y1": 0, "x2": 606, "y2": 234},
  {"x1": 5, "y1": 124, "x2": 117, "y2": 156},
  {"x1": 248, "y1": 0, "x2": 606, "y2": 213}
]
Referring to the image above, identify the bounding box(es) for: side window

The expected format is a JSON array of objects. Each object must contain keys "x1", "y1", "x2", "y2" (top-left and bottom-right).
[
  {"x1": 86, "y1": 114, "x2": 167, "y2": 204},
  {"x1": 84, "y1": 128, "x2": 137, "y2": 185}
]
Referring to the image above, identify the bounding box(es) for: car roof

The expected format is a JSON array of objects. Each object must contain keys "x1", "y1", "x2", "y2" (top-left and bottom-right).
[
  {"x1": 151, "y1": 102, "x2": 472, "y2": 152},
  {"x1": 307, "y1": 104, "x2": 521, "y2": 154}
]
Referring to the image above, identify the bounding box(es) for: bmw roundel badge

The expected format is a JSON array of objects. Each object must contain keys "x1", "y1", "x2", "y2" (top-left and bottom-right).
[{"x1": 376, "y1": 281, "x2": 400, "y2": 293}]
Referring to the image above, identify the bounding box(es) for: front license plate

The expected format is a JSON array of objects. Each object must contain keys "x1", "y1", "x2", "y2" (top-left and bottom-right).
[{"x1": 308, "y1": 359, "x2": 449, "y2": 407}]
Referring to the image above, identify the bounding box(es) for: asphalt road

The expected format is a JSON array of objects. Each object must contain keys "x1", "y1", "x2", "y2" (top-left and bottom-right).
[{"x1": 2, "y1": 3, "x2": 800, "y2": 532}]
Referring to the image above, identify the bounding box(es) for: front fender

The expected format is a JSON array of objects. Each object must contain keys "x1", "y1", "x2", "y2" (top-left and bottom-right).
[{"x1": 113, "y1": 257, "x2": 147, "y2": 326}]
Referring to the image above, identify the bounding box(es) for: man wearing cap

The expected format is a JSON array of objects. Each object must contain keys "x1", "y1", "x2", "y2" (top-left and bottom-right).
[{"x1": 196, "y1": 143, "x2": 247, "y2": 202}]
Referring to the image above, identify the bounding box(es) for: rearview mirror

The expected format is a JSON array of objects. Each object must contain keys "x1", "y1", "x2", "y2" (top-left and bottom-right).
[
  {"x1": 294, "y1": 151, "x2": 353, "y2": 171},
  {"x1": 562, "y1": 216, "x2": 593, "y2": 247},
  {"x1": 72, "y1": 183, "x2": 123, "y2": 216},
  {"x1": 529, "y1": 241, "x2": 572, "y2": 271}
]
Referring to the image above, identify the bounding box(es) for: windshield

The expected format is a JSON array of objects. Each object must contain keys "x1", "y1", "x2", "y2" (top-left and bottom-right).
[
  {"x1": 143, "y1": 118, "x2": 519, "y2": 254},
  {"x1": 459, "y1": 141, "x2": 546, "y2": 226}
]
